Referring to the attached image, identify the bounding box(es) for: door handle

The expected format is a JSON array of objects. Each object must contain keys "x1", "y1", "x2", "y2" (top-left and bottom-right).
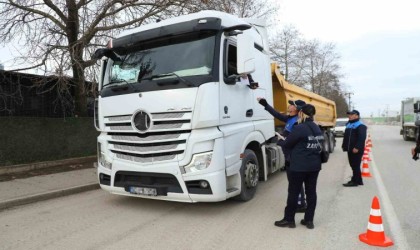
[{"x1": 246, "y1": 109, "x2": 253, "y2": 117}]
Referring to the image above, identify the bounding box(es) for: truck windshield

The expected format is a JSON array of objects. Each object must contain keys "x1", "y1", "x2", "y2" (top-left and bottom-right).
[{"x1": 104, "y1": 33, "x2": 216, "y2": 89}]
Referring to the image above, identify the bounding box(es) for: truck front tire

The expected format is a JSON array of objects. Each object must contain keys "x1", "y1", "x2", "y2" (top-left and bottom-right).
[{"x1": 235, "y1": 149, "x2": 259, "y2": 201}]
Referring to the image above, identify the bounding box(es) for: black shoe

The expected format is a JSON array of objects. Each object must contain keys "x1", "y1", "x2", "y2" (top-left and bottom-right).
[
  {"x1": 274, "y1": 219, "x2": 296, "y2": 228},
  {"x1": 343, "y1": 181, "x2": 358, "y2": 187},
  {"x1": 296, "y1": 205, "x2": 307, "y2": 213},
  {"x1": 300, "y1": 219, "x2": 314, "y2": 229}
]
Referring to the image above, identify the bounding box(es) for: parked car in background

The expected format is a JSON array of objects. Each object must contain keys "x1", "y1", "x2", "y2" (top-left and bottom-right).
[{"x1": 333, "y1": 118, "x2": 348, "y2": 137}]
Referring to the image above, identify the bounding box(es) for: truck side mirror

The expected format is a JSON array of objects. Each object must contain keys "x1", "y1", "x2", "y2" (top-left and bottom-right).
[
  {"x1": 92, "y1": 48, "x2": 120, "y2": 62},
  {"x1": 236, "y1": 33, "x2": 255, "y2": 75},
  {"x1": 97, "y1": 59, "x2": 107, "y2": 91},
  {"x1": 414, "y1": 102, "x2": 420, "y2": 113}
]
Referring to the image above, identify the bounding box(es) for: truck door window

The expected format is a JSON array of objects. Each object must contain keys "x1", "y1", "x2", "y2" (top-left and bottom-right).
[{"x1": 226, "y1": 43, "x2": 238, "y2": 76}]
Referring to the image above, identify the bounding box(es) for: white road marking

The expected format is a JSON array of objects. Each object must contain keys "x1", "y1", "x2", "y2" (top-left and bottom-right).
[{"x1": 370, "y1": 153, "x2": 409, "y2": 249}]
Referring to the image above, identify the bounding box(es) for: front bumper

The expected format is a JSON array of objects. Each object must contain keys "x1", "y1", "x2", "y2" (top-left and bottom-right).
[{"x1": 97, "y1": 160, "x2": 228, "y2": 203}]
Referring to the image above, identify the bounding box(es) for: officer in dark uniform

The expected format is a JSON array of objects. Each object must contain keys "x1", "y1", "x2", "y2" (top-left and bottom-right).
[
  {"x1": 257, "y1": 98, "x2": 306, "y2": 137},
  {"x1": 342, "y1": 110, "x2": 367, "y2": 187},
  {"x1": 273, "y1": 104, "x2": 323, "y2": 229},
  {"x1": 258, "y1": 98, "x2": 307, "y2": 212}
]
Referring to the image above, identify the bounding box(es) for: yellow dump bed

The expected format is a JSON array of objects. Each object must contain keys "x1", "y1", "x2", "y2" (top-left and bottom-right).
[{"x1": 271, "y1": 63, "x2": 337, "y2": 128}]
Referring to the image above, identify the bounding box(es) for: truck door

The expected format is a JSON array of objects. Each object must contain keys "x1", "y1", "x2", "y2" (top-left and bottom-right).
[{"x1": 219, "y1": 41, "x2": 254, "y2": 125}]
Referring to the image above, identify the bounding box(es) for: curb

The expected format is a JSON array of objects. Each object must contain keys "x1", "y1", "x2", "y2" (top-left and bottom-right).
[
  {"x1": 0, "y1": 183, "x2": 99, "y2": 211},
  {"x1": 0, "y1": 156, "x2": 97, "y2": 175}
]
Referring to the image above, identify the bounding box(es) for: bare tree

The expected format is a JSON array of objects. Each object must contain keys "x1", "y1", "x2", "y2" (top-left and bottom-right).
[
  {"x1": 0, "y1": 0, "x2": 278, "y2": 116},
  {"x1": 301, "y1": 40, "x2": 341, "y2": 94},
  {"x1": 188, "y1": 0, "x2": 278, "y2": 18},
  {"x1": 331, "y1": 90, "x2": 349, "y2": 117},
  {"x1": 270, "y1": 25, "x2": 306, "y2": 85},
  {"x1": 269, "y1": 25, "x2": 349, "y2": 112},
  {"x1": 0, "y1": 0, "x2": 196, "y2": 116}
]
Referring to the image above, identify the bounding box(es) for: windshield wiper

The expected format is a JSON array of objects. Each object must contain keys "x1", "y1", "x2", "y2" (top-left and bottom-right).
[
  {"x1": 105, "y1": 79, "x2": 137, "y2": 91},
  {"x1": 142, "y1": 73, "x2": 194, "y2": 86}
]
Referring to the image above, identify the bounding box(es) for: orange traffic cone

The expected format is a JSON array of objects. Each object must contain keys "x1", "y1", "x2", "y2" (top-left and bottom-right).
[
  {"x1": 359, "y1": 196, "x2": 393, "y2": 247},
  {"x1": 365, "y1": 144, "x2": 372, "y2": 162},
  {"x1": 362, "y1": 149, "x2": 369, "y2": 161},
  {"x1": 367, "y1": 134, "x2": 373, "y2": 148},
  {"x1": 361, "y1": 157, "x2": 372, "y2": 177}
]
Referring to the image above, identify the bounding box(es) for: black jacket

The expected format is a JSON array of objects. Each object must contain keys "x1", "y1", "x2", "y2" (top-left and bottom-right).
[
  {"x1": 279, "y1": 118, "x2": 323, "y2": 172},
  {"x1": 342, "y1": 119, "x2": 367, "y2": 152}
]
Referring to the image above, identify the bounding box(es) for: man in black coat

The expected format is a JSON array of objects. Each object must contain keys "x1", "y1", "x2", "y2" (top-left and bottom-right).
[{"x1": 342, "y1": 110, "x2": 367, "y2": 187}]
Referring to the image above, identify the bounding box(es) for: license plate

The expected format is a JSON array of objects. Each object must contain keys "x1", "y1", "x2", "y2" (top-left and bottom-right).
[{"x1": 129, "y1": 186, "x2": 157, "y2": 196}]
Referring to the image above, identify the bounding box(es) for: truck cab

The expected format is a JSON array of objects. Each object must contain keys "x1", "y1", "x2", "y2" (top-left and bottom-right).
[{"x1": 94, "y1": 11, "x2": 278, "y2": 202}]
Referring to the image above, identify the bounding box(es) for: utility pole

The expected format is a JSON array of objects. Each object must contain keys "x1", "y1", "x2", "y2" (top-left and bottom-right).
[{"x1": 344, "y1": 92, "x2": 354, "y2": 110}]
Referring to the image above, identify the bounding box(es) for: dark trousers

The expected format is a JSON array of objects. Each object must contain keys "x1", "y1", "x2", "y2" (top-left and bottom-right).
[
  {"x1": 347, "y1": 151, "x2": 364, "y2": 184},
  {"x1": 286, "y1": 170, "x2": 306, "y2": 207},
  {"x1": 284, "y1": 170, "x2": 320, "y2": 222}
]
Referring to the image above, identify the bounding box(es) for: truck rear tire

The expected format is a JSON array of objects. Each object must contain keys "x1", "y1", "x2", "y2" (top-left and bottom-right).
[
  {"x1": 235, "y1": 149, "x2": 259, "y2": 202},
  {"x1": 328, "y1": 131, "x2": 335, "y2": 153},
  {"x1": 323, "y1": 131, "x2": 330, "y2": 153},
  {"x1": 403, "y1": 127, "x2": 410, "y2": 141}
]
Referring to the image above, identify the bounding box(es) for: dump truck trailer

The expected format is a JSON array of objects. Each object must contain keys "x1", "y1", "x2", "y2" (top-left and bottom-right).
[
  {"x1": 93, "y1": 10, "x2": 336, "y2": 202},
  {"x1": 271, "y1": 63, "x2": 336, "y2": 152}
]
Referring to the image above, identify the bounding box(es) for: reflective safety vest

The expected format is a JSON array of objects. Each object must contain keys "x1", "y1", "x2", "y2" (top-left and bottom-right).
[{"x1": 285, "y1": 115, "x2": 298, "y2": 133}]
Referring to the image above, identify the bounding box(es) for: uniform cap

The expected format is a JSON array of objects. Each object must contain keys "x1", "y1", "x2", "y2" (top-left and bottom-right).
[
  {"x1": 300, "y1": 104, "x2": 316, "y2": 116},
  {"x1": 347, "y1": 110, "x2": 360, "y2": 116},
  {"x1": 288, "y1": 99, "x2": 306, "y2": 110}
]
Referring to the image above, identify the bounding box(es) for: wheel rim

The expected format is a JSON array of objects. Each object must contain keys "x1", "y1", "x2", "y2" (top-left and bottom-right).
[{"x1": 244, "y1": 160, "x2": 259, "y2": 188}]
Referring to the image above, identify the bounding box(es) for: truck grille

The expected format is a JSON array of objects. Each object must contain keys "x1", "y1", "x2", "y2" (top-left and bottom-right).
[{"x1": 104, "y1": 112, "x2": 191, "y2": 163}]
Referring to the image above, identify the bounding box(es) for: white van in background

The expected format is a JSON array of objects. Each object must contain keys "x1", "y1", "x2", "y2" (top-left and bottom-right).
[{"x1": 333, "y1": 118, "x2": 348, "y2": 137}]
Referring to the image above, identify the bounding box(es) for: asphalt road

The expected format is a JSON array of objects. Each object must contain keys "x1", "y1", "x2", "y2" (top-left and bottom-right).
[{"x1": 0, "y1": 125, "x2": 418, "y2": 250}]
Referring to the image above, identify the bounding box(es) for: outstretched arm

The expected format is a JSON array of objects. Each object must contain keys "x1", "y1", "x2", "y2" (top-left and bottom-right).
[{"x1": 257, "y1": 98, "x2": 288, "y2": 122}]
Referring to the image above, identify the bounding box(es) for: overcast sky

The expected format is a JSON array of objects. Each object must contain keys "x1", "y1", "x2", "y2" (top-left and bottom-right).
[
  {"x1": 1, "y1": 1, "x2": 419, "y2": 117},
  {"x1": 276, "y1": 0, "x2": 420, "y2": 117}
]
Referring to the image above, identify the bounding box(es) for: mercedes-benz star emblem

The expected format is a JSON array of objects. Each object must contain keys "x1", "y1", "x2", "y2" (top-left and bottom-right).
[{"x1": 132, "y1": 111, "x2": 151, "y2": 133}]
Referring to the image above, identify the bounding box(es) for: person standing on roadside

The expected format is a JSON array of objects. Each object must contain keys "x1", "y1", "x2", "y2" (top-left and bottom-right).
[
  {"x1": 342, "y1": 110, "x2": 367, "y2": 187},
  {"x1": 273, "y1": 104, "x2": 323, "y2": 229},
  {"x1": 257, "y1": 98, "x2": 307, "y2": 212}
]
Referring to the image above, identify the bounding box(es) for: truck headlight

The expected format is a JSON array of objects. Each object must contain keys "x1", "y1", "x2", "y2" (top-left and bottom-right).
[
  {"x1": 98, "y1": 142, "x2": 112, "y2": 170},
  {"x1": 183, "y1": 152, "x2": 212, "y2": 173}
]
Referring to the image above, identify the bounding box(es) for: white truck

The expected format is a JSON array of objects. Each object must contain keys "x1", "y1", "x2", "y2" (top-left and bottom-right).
[
  {"x1": 401, "y1": 97, "x2": 420, "y2": 141},
  {"x1": 93, "y1": 11, "x2": 336, "y2": 202}
]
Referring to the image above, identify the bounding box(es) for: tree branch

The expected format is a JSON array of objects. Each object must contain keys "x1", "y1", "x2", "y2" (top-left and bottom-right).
[
  {"x1": 2, "y1": 0, "x2": 66, "y2": 31},
  {"x1": 43, "y1": 0, "x2": 68, "y2": 23}
]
